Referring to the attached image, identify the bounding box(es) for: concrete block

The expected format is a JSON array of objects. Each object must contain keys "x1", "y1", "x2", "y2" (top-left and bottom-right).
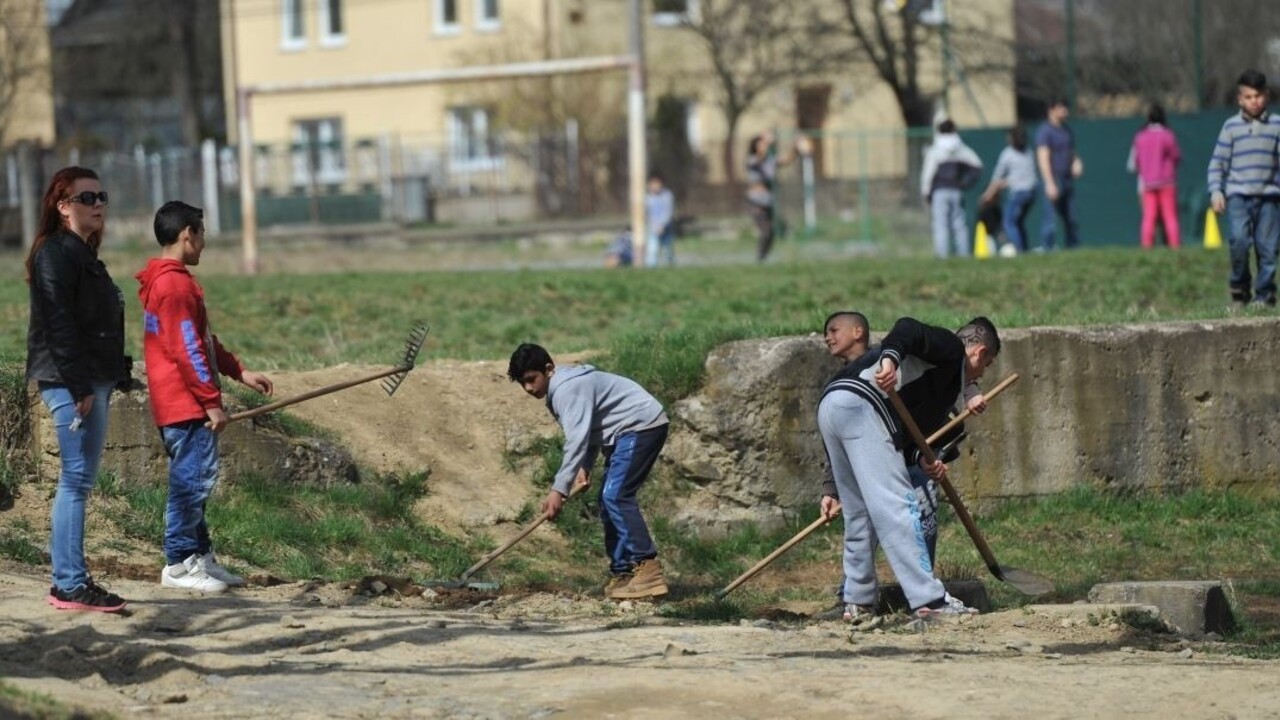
[{"x1": 1088, "y1": 581, "x2": 1236, "y2": 637}]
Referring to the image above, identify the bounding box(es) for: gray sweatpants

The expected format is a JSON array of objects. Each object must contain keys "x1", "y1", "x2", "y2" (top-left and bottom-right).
[{"x1": 818, "y1": 391, "x2": 947, "y2": 610}]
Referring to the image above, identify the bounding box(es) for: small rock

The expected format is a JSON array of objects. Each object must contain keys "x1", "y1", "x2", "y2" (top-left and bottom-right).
[
  {"x1": 1204, "y1": 632, "x2": 1223, "y2": 642},
  {"x1": 1059, "y1": 619, "x2": 1075, "y2": 628},
  {"x1": 468, "y1": 599, "x2": 496, "y2": 612},
  {"x1": 752, "y1": 619, "x2": 773, "y2": 629},
  {"x1": 421, "y1": 588, "x2": 439, "y2": 600},
  {"x1": 663, "y1": 643, "x2": 696, "y2": 658},
  {"x1": 739, "y1": 619, "x2": 751, "y2": 627},
  {"x1": 1108, "y1": 623, "x2": 1121, "y2": 631},
  {"x1": 1178, "y1": 648, "x2": 1194, "y2": 659},
  {"x1": 204, "y1": 674, "x2": 227, "y2": 685},
  {"x1": 162, "y1": 694, "x2": 188, "y2": 704},
  {"x1": 1012, "y1": 619, "x2": 1028, "y2": 628},
  {"x1": 1120, "y1": 646, "x2": 1136, "y2": 654},
  {"x1": 1043, "y1": 652, "x2": 1064, "y2": 659},
  {"x1": 280, "y1": 615, "x2": 305, "y2": 629},
  {"x1": 618, "y1": 601, "x2": 634, "y2": 612},
  {"x1": 370, "y1": 580, "x2": 388, "y2": 595}
]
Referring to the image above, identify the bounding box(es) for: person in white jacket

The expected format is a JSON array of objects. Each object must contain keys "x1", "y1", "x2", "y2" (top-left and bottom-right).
[{"x1": 921, "y1": 120, "x2": 984, "y2": 258}]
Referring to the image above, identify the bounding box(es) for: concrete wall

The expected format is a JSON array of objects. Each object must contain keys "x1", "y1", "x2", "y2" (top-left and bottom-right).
[{"x1": 666, "y1": 319, "x2": 1280, "y2": 534}]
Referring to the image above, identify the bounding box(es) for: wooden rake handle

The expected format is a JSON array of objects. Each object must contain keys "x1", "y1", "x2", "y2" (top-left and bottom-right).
[
  {"x1": 228, "y1": 365, "x2": 408, "y2": 423},
  {"x1": 884, "y1": 385, "x2": 1004, "y2": 574},
  {"x1": 459, "y1": 482, "x2": 588, "y2": 581},
  {"x1": 713, "y1": 372, "x2": 1019, "y2": 599}
]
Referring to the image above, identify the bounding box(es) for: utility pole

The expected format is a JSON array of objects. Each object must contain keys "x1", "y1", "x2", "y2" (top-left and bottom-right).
[
  {"x1": 940, "y1": 0, "x2": 952, "y2": 116},
  {"x1": 627, "y1": 0, "x2": 648, "y2": 264},
  {"x1": 225, "y1": 0, "x2": 258, "y2": 274},
  {"x1": 1064, "y1": 0, "x2": 1076, "y2": 112},
  {"x1": 1193, "y1": 0, "x2": 1204, "y2": 111}
]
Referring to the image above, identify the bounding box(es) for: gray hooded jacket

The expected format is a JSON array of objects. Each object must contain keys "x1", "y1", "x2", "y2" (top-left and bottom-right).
[{"x1": 545, "y1": 365, "x2": 668, "y2": 495}]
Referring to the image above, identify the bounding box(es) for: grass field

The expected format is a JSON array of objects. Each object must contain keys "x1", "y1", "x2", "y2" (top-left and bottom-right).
[{"x1": 3, "y1": 241, "x2": 1277, "y2": 653}]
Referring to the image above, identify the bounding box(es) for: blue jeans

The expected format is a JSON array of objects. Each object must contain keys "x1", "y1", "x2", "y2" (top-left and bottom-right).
[
  {"x1": 930, "y1": 189, "x2": 970, "y2": 258},
  {"x1": 161, "y1": 421, "x2": 220, "y2": 565},
  {"x1": 1225, "y1": 195, "x2": 1280, "y2": 303},
  {"x1": 645, "y1": 226, "x2": 675, "y2": 267},
  {"x1": 1040, "y1": 181, "x2": 1080, "y2": 250},
  {"x1": 40, "y1": 381, "x2": 114, "y2": 593},
  {"x1": 1003, "y1": 189, "x2": 1036, "y2": 252},
  {"x1": 599, "y1": 424, "x2": 667, "y2": 575}
]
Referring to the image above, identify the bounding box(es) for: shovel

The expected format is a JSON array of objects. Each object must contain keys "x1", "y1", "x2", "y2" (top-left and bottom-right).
[
  {"x1": 228, "y1": 323, "x2": 429, "y2": 423},
  {"x1": 885, "y1": 383, "x2": 1053, "y2": 597},
  {"x1": 714, "y1": 372, "x2": 1021, "y2": 600}
]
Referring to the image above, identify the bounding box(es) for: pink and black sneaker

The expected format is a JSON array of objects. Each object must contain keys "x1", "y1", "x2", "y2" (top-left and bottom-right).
[{"x1": 47, "y1": 580, "x2": 127, "y2": 613}]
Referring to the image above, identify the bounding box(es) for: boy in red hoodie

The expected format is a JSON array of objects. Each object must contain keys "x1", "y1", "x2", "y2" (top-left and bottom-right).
[{"x1": 136, "y1": 201, "x2": 273, "y2": 593}]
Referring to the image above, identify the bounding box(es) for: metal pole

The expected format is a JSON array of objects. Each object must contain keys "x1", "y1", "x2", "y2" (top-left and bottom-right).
[
  {"x1": 237, "y1": 87, "x2": 258, "y2": 275},
  {"x1": 201, "y1": 139, "x2": 221, "y2": 236},
  {"x1": 17, "y1": 142, "x2": 37, "y2": 250},
  {"x1": 940, "y1": 0, "x2": 952, "y2": 116},
  {"x1": 627, "y1": 0, "x2": 648, "y2": 264},
  {"x1": 1193, "y1": 0, "x2": 1204, "y2": 111},
  {"x1": 1065, "y1": 0, "x2": 1076, "y2": 112}
]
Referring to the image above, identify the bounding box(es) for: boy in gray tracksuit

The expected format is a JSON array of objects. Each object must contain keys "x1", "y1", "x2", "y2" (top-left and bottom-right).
[
  {"x1": 818, "y1": 316, "x2": 1000, "y2": 619},
  {"x1": 508, "y1": 343, "x2": 670, "y2": 600}
]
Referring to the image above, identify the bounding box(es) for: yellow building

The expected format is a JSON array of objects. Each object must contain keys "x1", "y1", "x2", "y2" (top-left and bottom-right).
[
  {"x1": 222, "y1": 0, "x2": 1014, "y2": 192},
  {"x1": 1, "y1": 0, "x2": 55, "y2": 148}
]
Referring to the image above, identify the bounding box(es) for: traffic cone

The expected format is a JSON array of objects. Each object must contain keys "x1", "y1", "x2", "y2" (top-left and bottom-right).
[
  {"x1": 973, "y1": 220, "x2": 993, "y2": 259},
  {"x1": 1204, "y1": 209, "x2": 1223, "y2": 249}
]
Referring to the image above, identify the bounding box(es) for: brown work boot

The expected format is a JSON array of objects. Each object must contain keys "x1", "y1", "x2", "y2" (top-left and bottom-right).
[
  {"x1": 610, "y1": 559, "x2": 669, "y2": 600},
  {"x1": 603, "y1": 573, "x2": 633, "y2": 599}
]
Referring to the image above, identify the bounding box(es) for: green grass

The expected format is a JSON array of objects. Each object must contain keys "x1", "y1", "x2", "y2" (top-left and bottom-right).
[
  {"x1": 102, "y1": 470, "x2": 476, "y2": 581},
  {"x1": 0, "y1": 518, "x2": 43, "y2": 566},
  {"x1": 0, "y1": 248, "x2": 1243, "y2": 406},
  {"x1": 0, "y1": 680, "x2": 114, "y2": 719}
]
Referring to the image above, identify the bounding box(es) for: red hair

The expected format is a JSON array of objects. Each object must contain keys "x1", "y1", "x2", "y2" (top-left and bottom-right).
[{"x1": 24, "y1": 166, "x2": 102, "y2": 283}]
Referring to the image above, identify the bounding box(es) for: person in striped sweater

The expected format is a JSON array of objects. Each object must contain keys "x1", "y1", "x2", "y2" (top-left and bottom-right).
[{"x1": 1208, "y1": 69, "x2": 1280, "y2": 307}]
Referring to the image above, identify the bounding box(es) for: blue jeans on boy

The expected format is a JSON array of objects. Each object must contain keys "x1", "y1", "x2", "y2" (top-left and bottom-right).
[
  {"x1": 1225, "y1": 195, "x2": 1280, "y2": 304},
  {"x1": 645, "y1": 226, "x2": 675, "y2": 267},
  {"x1": 1040, "y1": 180, "x2": 1080, "y2": 250},
  {"x1": 161, "y1": 420, "x2": 220, "y2": 565},
  {"x1": 1003, "y1": 189, "x2": 1036, "y2": 252},
  {"x1": 40, "y1": 382, "x2": 114, "y2": 593},
  {"x1": 599, "y1": 424, "x2": 668, "y2": 575},
  {"x1": 930, "y1": 189, "x2": 970, "y2": 258}
]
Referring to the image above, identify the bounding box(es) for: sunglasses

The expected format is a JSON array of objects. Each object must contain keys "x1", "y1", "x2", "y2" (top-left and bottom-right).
[{"x1": 67, "y1": 191, "x2": 109, "y2": 206}]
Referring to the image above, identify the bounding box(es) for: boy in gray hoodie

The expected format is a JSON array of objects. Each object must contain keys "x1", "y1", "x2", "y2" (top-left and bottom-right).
[
  {"x1": 508, "y1": 343, "x2": 670, "y2": 600},
  {"x1": 921, "y1": 119, "x2": 983, "y2": 258}
]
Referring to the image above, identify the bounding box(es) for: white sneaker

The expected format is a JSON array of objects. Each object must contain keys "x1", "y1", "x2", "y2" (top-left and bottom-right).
[
  {"x1": 198, "y1": 552, "x2": 246, "y2": 587},
  {"x1": 915, "y1": 592, "x2": 978, "y2": 619},
  {"x1": 161, "y1": 554, "x2": 229, "y2": 593}
]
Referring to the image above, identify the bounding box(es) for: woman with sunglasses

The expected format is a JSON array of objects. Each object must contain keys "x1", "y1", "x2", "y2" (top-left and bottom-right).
[{"x1": 25, "y1": 166, "x2": 131, "y2": 612}]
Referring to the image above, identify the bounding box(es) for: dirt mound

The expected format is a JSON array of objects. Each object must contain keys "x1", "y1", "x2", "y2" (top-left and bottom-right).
[{"x1": 267, "y1": 358, "x2": 566, "y2": 532}]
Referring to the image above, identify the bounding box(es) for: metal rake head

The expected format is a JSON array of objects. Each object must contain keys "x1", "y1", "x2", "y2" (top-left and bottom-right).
[{"x1": 380, "y1": 322, "x2": 429, "y2": 397}]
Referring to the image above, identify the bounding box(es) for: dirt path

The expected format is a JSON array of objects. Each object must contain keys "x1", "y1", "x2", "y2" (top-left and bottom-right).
[{"x1": 1, "y1": 567, "x2": 1276, "y2": 720}]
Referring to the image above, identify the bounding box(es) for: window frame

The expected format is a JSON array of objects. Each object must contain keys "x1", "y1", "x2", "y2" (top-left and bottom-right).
[
  {"x1": 281, "y1": 0, "x2": 307, "y2": 50},
  {"x1": 291, "y1": 117, "x2": 347, "y2": 187},
  {"x1": 318, "y1": 0, "x2": 346, "y2": 47},
  {"x1": 475, "y1": 0, "x2": 501, "y2": 31},
  {"x1": 446, "y1": 106, "x2": 503, "y2": 171},
  {"x1": 651, "y1": 0, "x2": 697, "y2": 27},
  {"x1": 434, "y1": 0, "x2": 461, "y2": 36}
]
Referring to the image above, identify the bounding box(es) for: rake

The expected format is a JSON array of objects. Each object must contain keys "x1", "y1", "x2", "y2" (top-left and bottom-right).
[
  {"x1": 228, "y1": 322, "x2": 429, "y2": 424},
  {"x1": 714, "y1": 372, "x2": 1021, "y2": 600}
]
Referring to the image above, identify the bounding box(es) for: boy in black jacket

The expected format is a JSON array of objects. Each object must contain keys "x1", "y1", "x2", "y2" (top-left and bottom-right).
[{"x1": 818, "y1": 316, "x2": 999, "y2": 620}]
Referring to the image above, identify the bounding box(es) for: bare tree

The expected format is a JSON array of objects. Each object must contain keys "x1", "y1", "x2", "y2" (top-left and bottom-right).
[
  {"x1": 677, "y1": 0, "x2": 829, "y2": 182},
  {"x1": 0, "y1": 0, "x2": 51, "y2": 149},
  {"x1": 837, "y1": 0, "x2": 1015, "y2": 129}
]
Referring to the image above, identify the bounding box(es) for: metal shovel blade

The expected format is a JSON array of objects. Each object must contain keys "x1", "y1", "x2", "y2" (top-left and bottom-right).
[{"x1": 993, "y1": 565, "x2": 1055, "y2": 597}]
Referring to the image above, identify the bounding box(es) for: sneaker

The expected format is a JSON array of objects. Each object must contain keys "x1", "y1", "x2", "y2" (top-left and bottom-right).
[
  {"x1": 914, "y1": 592, "x2": 979, "y2": 619},
  {"x1": 842, "y1": 603, "x2": 876, "y2": 622},
  {"x1": 603, "y1": 573, "x2": 633, "y2": 599},
  {"x1": 162, "y1": 554, "x2": 229, "y2": 593},
  {"x1": 610, "y1": 559, "x2": 669, "y2": 600},
  {"x1": 198, "y1": 553, "x2": 246, "y2": 587},
  {"x1": 47, "y1": 580, "x2": 127, "y2": 613}
]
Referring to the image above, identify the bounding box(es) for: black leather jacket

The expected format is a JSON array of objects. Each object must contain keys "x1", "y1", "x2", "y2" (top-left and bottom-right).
[{"x1": 26, "y1": 230, "x2": 129, "y2": 400}]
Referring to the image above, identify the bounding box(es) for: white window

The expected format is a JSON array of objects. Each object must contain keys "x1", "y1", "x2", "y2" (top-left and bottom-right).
[
  {"x1": 652, "y1": 0, "x2": 697, "y2": 27},
  {"x1": 435, "y1": 0, "x2": 460, "y2": 35},
  {"x1": 447, "y1": 107, "x2": 500, "y2": 169},
  {"x1": 282, "y1": 0, "x2": 306, "y2": 49},
  {"x1": 475, "y1": 0, "x2": 500, "y2": 31},
  {"x1": 291, "y1": 118, "x2": 346, "y2": 187},
  {"x1": 319, "y1": 0, "x2": 345, "y2": 46}
]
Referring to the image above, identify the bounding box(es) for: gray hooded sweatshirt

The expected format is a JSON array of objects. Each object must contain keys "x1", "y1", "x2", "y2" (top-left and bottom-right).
[{"x1": 545, "y1": 364, "x2": 668, "y2": 495}]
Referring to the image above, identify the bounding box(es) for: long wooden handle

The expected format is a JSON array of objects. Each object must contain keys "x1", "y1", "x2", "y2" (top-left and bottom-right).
[
  {"x1": 460, "y1": 482, "x2": 588, "y2": 581},
  {"x1": 228, "y1": 365, "x2": 407, "y2": 423},
  {"x1": 716, "y1": 515, "x2": 828, "y2": 599},
  {"x1": 885, "y1": 386, "x2": 1002, "y2": 573},
  {"x1": 714, "y1": 373, "x2": 1020, "y2": 599}
]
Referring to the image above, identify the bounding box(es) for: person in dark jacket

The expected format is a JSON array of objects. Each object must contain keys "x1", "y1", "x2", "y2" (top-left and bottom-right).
[
  {"x1": 25, "y1": 166, "x2": 130, "y2": 613},
  {"x1": 817, "y1": 316, "x2": 999, "y2": 622}
]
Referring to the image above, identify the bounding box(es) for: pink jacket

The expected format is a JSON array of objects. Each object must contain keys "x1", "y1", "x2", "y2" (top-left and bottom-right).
[{"x1": 1130, "y1": 124, "x2": 1181, "y2": 189}]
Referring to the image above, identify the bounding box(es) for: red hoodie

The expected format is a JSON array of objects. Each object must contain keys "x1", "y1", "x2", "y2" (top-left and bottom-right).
[{"x1": 135, "y1": 258, "x2": 244, "y2": 427}]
